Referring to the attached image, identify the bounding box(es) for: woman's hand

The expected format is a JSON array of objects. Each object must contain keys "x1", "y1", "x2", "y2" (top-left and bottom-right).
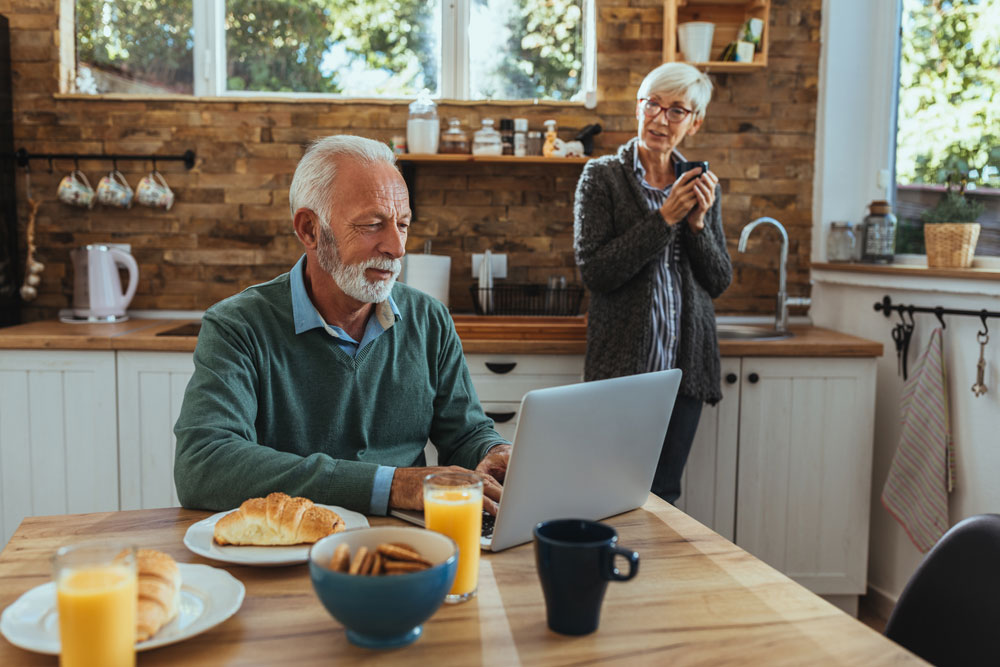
[
  {"x1": 687, "y1": 169, "x2": 719, "y2": 234},
  {"x1": 658, "y1": 168, "x2": 718, "y2": 234}
]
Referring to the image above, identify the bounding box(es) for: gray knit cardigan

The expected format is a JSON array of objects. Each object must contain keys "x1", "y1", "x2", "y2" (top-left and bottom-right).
[{"x1": 573, "y1": 139, "x2": 733, "y2": 404}]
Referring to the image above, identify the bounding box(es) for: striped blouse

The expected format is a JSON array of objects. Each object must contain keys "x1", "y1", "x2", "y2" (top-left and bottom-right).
[{"x1": 632, "y1": 149, "x2": 682, "y2": 372}]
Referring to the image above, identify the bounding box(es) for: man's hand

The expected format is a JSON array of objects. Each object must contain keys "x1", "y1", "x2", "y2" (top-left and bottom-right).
[
  {"x1": 388, "y1": 462, "x2": 505, "y2": 514},
  {"x1": 475, "y1": 444, "x2": 512, "y2": 515}
]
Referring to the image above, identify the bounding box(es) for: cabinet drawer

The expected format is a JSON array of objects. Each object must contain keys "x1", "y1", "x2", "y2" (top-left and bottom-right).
[
  {"x1": 472, "y1": 376, "x2": 581, "y2": 402},
  {"x1": 465, "y1": 354, "x2": 584, "y2": 377}
]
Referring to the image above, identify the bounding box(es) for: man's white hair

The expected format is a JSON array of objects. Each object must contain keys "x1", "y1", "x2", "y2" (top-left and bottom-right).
[
  {"x1": 288, "y1": 135, "x2": 396, "y2": 226},
  {"x1": 636, "y1": 62, "x2": 713, "y2": 121}
]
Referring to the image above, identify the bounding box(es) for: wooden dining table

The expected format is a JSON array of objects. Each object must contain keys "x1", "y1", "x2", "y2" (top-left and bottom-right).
[{"x1": 0, "y1": 495, "x2": 923, "y2": 665}]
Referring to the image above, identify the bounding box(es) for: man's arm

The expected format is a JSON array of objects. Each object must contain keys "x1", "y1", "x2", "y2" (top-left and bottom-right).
[{"x1": 173, "y1": 313, "x2": 381, "y2": 513}]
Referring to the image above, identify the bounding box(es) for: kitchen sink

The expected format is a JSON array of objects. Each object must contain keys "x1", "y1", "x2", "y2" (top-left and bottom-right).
[
  {"x1": 716, "y1": 324, "x2": 793, "y2": 341},
  {"x1": 155, "y1": 322, "x2": 202, "y2": 337}
]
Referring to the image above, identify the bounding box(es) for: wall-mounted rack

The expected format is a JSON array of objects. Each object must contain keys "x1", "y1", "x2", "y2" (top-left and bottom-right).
[
  {"x1": 874, "y1": 294, "x2": 1000, "y2": 331},
  {"x1": 6, "y1": 148, "x2": 196, "y2": 170}
]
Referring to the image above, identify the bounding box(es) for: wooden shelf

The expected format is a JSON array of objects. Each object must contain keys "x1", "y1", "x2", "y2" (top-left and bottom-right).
[
  {"x1": 398, "y1": 154, "x2": 589, "y2": 165},
  {"x1": 663, "y1": 0, "x2": 770, "y2": 72}
]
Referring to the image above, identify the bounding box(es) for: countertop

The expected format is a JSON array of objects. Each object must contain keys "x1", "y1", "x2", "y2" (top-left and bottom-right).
[{"x1": 0, "y1": 316, "x2": 883, "y2": 357}]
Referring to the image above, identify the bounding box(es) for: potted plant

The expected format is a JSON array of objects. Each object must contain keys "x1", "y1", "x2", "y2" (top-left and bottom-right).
[{"x1": 921, "y1": 175, "x2": 985, "y2": 268}]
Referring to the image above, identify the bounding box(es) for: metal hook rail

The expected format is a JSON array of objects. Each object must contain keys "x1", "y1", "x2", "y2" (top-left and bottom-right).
[
  {"x1": 874, "y1": 295, "x2": 999, "y2": 334},
  {"x1": 6, "y1": 148, "x2": 196, "y2": 170}
]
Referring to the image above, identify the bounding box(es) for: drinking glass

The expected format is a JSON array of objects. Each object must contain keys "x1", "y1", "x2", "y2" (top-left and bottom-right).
[
  {"x1": 423, "y1": 471, "x2": 483, "y2": 603},
  {"x1": 53, "y1": 542, "x2": 137, "y2": 667}
]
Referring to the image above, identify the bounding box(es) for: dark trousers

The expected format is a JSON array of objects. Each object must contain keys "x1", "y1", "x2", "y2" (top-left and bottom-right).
[{"x1": 650, "y1": 394, "x2": 703, "y2": 505}]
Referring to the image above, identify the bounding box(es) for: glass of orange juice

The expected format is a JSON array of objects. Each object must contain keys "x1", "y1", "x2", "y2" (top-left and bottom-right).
[
  {"x1": 423, "y1": 471, "x2": 483, "y2": 603},
  {"x1": 53, "y1": 542, "x2": 137, "y2": 667}
]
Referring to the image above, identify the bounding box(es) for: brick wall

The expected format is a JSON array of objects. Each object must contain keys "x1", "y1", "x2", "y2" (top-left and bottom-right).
[{"x1": 1, "y1": 0, "x2": 820, "y2": 320}]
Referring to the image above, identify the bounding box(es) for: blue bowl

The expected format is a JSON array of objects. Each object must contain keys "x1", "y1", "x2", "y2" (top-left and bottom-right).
[{"x1": 309, "y1": 526, "x2": 458, "y2": 649}]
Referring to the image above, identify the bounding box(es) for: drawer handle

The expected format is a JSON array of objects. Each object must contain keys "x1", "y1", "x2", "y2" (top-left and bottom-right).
[
  {"x1": 485, "y1": 411, "x2": 516, "y2": 423},
  {"x1": 485, "y1": 362, "x2": 517, "y2": 374},
  {"x1": 748, "y1": 373, "x2": 760, "y2": 384},
  {"x1": 725, "y1": 373, "x2": 738, "y2": 385}
]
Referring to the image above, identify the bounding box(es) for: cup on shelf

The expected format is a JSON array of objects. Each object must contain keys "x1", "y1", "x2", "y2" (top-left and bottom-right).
[
  {"x1": 677, "y1": 21, "x2": 715, "y2": 63},
  {"x1": 96, "y1": 169, "x2": 134, "y2": 209},
  {"x1": 136, "y1": 170, "x2": 174, "y2": 210},
  {"x1": 57, "y1": 170, "x2": 96, "y2": 209}
]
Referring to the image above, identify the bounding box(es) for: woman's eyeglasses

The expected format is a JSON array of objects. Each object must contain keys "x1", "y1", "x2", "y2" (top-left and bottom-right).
[{"x1": 639, "y1": 99, "x2": 693, "y2": 123}]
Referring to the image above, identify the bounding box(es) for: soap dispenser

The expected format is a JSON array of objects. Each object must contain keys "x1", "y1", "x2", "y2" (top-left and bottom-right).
[{"x1": 542, "y1": 119, "x2": 558, "y2": 158}]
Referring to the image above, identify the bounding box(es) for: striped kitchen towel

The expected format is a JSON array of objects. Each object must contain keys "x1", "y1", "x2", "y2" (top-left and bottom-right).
[{"x1": 881, "y1": 328, "x2": 954, "y2": 552}]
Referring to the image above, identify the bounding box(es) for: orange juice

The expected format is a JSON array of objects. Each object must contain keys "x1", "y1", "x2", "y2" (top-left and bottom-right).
[
  {"x1": 57, "y1": 565, "x2": 137, "y2": 667},
  {"x1": 425, "y1": 487, "x2": 482, "y2": 600}
]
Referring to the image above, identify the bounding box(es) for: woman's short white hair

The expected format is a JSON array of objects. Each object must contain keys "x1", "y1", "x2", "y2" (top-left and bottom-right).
[
  {"x1": 288, "y1": 135, "x2": 396, "y2": 225},
  {"x1": 636, "y1": 62, "x2": 713, "y2": 120}
]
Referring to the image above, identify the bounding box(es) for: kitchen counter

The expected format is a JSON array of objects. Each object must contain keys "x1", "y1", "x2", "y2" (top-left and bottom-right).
[{"x1": 0, "y1": 317, "x2": 883, "y2": 357}]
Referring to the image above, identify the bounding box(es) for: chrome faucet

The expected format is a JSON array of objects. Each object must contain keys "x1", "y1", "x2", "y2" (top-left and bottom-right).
[{"x1": 738, "y1": 217, "x2": 811, "y2": 333}]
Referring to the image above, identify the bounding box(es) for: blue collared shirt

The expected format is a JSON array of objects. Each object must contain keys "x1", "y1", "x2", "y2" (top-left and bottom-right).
[
  {"x1": 633, "y1": 149, "x2": 683, "y2": 372},
  {"x1": 289, "y1": 255, "x2": 400, "y2": 515}
]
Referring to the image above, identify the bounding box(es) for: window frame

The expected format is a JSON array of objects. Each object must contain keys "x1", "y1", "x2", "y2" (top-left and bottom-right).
[{"x1": 182, "y1": 0, "x2": 595, "y2": 105}]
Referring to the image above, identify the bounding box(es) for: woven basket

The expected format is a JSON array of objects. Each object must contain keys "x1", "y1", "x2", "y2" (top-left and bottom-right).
[{"x1": 924, "y1": 223, "x2": 980, "y2": 268}]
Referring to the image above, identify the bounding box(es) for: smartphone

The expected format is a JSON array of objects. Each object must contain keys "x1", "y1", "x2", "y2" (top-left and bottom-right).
[{"x1": 674, "y1": 160, "x2": 709, "y2": 179}]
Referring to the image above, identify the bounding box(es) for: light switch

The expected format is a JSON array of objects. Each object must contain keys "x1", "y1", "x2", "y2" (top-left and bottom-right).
[{"x1": 471, "y1": 253, "x2": 507, "y2": 279}]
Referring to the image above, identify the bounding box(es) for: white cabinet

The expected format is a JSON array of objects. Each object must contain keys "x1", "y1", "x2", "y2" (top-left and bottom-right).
[
  {"x1": 116, "y1": 351, "x2": 195, "y2": 510},
  {"x1": 0, "y1": 350, "x2": 119, "y2": 546},
  {"x1": 466, "y1": 354, "x2": 584, "y2": 444},
  {"x1": 678, "y1": 355, "x2": 877, "y2": 609},
  {"x1": 676, "y1": 357, "x2": 740, "y2": 541},
  {"x1": 736, "y1": 356, "x2": 876, "y2": 597}
]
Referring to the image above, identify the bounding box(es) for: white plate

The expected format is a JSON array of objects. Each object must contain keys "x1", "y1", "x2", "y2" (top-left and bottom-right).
[
  {"x1": 0, "y1": 563, "x2": 244, "y2": 655},
  {"x1": 183, "y1": 504, "x2": 368, "y2": 566}
]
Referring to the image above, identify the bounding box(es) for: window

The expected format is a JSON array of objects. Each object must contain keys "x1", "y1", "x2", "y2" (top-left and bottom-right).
[
  {"x1": 74, "y1": 0, "x2": 596, "y2": 104},
  {"x1": 894, "y1": 0, "x2": 1000, "y2": 255}
]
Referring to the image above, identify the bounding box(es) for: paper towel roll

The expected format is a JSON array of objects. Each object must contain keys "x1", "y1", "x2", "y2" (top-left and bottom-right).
[{"x1": 402, "y1": 254, "x2": 451, "y2": 306}]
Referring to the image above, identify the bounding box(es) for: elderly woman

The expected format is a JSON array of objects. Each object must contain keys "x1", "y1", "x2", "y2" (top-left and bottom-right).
[{"x1": 573, "y1": 62, "x2": 732, "y2": 504}]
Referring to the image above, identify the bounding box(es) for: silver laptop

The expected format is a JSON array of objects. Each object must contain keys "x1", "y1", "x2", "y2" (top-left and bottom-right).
[{"x1": 391, "y1": 369, "x2": 681, "y2": 551}]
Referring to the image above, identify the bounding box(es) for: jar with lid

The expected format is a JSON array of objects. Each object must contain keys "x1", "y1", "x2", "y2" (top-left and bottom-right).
[
  {"x1": 526, "y1": 130, "x2": 543, "y2": 156},
  {"x1": 439, "y1": 118, "x2": 469, "y2": 154},
  {"x1": 499, "y1": 119, "x2": 514, "y2": 155},
  {"x1": 407, "y1": 89, "x2": 439, "y2": 154},
  {"x1": 861, "y1": 200, "x2": 897, "y2": 263},
  {"x1": 472, "y1": 119, "x2": 503, "y2": 156},
  {"x1": 826, "y1": 221, "x2": 857, "y2": 262},
  {"x1": 513, "y1": 118, "x2": 528, "y2": 156}
]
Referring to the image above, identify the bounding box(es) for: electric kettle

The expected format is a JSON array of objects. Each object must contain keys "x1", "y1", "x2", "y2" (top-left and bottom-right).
[{"x1": 71, "y1": 244, "x2": 139, "y2": 321}]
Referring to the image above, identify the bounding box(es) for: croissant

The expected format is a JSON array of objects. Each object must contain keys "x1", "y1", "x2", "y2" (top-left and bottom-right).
[
  {"x1": 213, "y1": 492, "x2": 345, "y2": 546},
  {"x1": 135, "y1": 549, "x2": 181, "y2": 642}
]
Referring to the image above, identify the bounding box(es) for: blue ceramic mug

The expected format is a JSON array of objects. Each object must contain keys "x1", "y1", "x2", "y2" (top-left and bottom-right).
[{"x1": 533, "y1": 519, "x2": 639, "y2": 635}]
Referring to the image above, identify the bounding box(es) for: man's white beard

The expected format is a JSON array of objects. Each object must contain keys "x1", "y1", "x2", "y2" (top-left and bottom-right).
[{"x1": 316, "y1": 223, "x2": 400, "y2": 303}]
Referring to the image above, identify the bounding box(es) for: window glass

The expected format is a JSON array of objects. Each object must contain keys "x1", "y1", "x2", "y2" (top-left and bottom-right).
[
  {"x1": 469, "y1": 0, "x2": 583, "y2": 100},
  {"x1": 76, "y1": 0, "x2": 194, "y2": 95},
  {"x1": 894, "y1": 0, "x2": 1000, "y2": 255},
  {"x1": 225, "y1": 0, "x2": 441, "y2": 96}
]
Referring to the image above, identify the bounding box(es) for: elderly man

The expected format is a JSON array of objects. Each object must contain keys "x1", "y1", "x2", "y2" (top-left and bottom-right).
[{"x1": 174, "y1": 135, "x2": 510, "y2": 515}]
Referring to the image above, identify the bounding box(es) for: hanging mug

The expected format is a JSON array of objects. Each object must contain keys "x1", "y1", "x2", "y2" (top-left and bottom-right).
[
  {"x1": 57, "y1": 170, "x2": 96, "y2": 209},
  {"x1": 136, "y1": 170, "x2": 174, "y2": 210},
  {"x1": 96, "y1": 169, "x2": 134, "y2": 209}
]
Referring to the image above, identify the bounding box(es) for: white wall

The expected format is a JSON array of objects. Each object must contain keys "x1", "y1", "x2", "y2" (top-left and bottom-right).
[
  {"x1": 814, "y1": 0, "x2": 1000, "y2": 604},
  {"x1": 811, "y1": 273, "x2": 1000, "y2": 601}
]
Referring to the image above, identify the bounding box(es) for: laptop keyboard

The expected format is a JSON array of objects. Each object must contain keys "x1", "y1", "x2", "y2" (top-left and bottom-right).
[{"x1": 482, "y1": 511, "x2": 496, "y2": 540}]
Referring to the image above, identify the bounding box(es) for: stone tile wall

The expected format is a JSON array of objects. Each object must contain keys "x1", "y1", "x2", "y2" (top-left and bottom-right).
[{"x1": 1, "y1": 0, "x2": 820, "y2": 319}]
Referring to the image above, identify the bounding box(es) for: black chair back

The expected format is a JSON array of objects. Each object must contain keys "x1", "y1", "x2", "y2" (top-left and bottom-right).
[{"x1": 884, "y1": 513, "x2": 1000, "y2": 666}]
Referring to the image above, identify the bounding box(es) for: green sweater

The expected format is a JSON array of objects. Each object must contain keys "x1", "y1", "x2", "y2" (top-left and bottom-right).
[{"x1": 173, "y1": 273, "x2": 504, "y2": 513}]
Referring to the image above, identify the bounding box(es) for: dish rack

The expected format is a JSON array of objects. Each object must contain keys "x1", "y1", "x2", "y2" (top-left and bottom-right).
[{"x1": 470, "y1": 284, "x2": 584, "y2": 316}]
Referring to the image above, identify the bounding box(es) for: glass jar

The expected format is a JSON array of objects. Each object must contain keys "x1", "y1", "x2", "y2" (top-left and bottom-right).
[
  {"x1": 439, "y1": 118, "x2": 469, "y2": 154},
  {"x1": 861, "y1": 200, "x2": 897, "y2": 263},
  {"x1": 472, "y1": 119, "x2": 503, "y2": 156},
  {"x1": 499, "y1": 119, "x2": 514, "y2": 155},
  {"x1": 826, "y1": 221, "x2": 857, "y2": 262},
  {"x1": 526, "y1": 130, "x2": 543, "y2": 156},
  {"x1": 407, "y1": 89, "x2": 439, "y2": 154},
  {"x1": 513, "y1": 118, "x2": 528, "y2": 156}
]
